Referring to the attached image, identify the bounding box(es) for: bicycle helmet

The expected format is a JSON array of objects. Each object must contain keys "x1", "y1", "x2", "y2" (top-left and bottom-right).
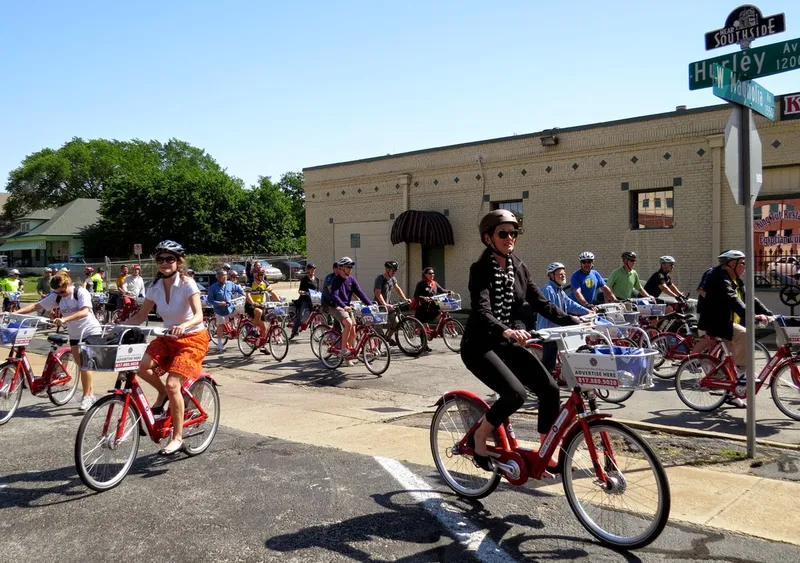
[
  {"x1": 660, "y1": 255, "x2": 676, "y2": 264},
  {"x1": 578, "y1": 251, "x2": 595, "y2": 261},
  {"x1": 479, "y1": 210, "x2": 519, "y2": 241},
  {"x1": 222, "y1": 262, "x2": 231, "y2": 270},
  {"x1": 84, "y1": 267, "x2": 94, "y2": 274},
  {"x1": 718, "y1": 250, "x2": 745, "y2": 264},
  {"x1": 306, "y1": 263, "x2": 316, "y2": 269},
  {"x1": 385, "y1": 260, "x2": 398, "y2": 270},
  {"x1": 337, "y1": 256, "x2": 355, "y2": 267},
  {"x1": 621, "y1": 251, "x2": 637, "y2": 261},
  {"x1": 154, "y1": 240, "x2": 186, "y2": 257},
  {"x1": 252, "y1": 263, "x2": 265, "y2": 273},
  {"x1": 546, "y1": 262, "x2": 565, "y2": 274}
]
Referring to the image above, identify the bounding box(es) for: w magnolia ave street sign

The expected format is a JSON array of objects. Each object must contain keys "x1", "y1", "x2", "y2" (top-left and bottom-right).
[
  {"x1": 705, "y1": 4, "x2": 785, "y2": 50},
  {"x1": 690, "y1": 36, "x2": 800, "y2": 89},
  {"x1": 711, "y1": 63, "x2": 775, "y2": 120}
]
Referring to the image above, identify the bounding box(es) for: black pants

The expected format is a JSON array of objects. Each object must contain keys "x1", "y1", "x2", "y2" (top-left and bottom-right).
[
  {"x1": 461, "y1": 343, "x2": 560, "y2": 434},
  {"x1": 541, "y1": 341, "x2": 558, "y2": 375}
]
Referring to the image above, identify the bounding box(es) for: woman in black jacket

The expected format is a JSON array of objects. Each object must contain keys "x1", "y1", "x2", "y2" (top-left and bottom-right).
[
  {"x1": 413, "y1": 267, "x2": 451, "y2": 324},
  {"x1": 462, "y1": 210, "x2": 579, "y2": 471}
]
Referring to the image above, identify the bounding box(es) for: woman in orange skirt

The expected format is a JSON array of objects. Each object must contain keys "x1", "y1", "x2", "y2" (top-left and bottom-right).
[{"x1": 127, "y1": 240, "x2": 209, "y2": 455}]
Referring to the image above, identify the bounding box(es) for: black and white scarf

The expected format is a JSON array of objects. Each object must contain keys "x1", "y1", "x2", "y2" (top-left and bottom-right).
[{"x1": 491, "y1": 254, "x2": 515, "y2": 325}]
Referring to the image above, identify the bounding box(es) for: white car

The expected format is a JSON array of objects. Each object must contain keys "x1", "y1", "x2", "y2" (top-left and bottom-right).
[{"x1": 768, "y1": 256, "x2": 800, "y2": 279}]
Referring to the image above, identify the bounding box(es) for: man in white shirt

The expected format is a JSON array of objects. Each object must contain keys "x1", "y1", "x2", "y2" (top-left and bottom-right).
[{"x1": 122, "y1": 264, "x2": 145, "y2": 309}]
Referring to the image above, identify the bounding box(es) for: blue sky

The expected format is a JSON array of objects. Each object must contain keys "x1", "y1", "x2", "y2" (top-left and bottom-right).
[{"x1": 1, "y1": 1, "x2": 798, "y2": 188}]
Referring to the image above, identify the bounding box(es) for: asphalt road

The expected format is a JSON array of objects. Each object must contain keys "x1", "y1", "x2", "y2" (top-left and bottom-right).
[{"x1": 2, "y1": 391, "x2": 800, "y2": 563}]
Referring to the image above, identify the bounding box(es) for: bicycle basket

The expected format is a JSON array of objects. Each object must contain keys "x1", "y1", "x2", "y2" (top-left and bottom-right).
[
  {"x1": 79, "y1": 328, "x2": 147, "y2": 372},
  {"x1": 263, "y1": 301, "x2": 286, "y2": 319},
  {"x1": 354, "y1": 304, "x2": 388, "y2": 326},
  {"x1": 309, "y1": 290, "x2": 322, "y2": 306},
  {"x1": 90, "y1": 292, "x2": 107, "y2": 304},
  {"x1": 231, "y1": 296, "x2": 246, "y2": 314},
  {"x1": 0, "y1": 322, "x2": 36, "y2": 347},
  {"x1": 775, "y1": 316, "x2": 800, "y2": 347},
  {"x1": 432, "y1": 294, "x2": 461, "y2": 311},
  {"x1": 637, "y1": 303, "x2": 666, "y2": 317},
  {"x1": 561, "y1": 345, "x2": 656, "y2": 390}
]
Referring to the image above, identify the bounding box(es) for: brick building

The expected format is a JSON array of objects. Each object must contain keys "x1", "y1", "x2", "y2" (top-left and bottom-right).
[{"x1": 304, "y1": 97, "x2": 800, "y2": 301}]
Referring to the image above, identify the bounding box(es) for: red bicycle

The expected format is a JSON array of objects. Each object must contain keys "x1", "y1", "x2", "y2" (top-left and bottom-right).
[
  {"x1": 237, "y1": 302, "x2": 289, "y2": 361},
  {"x1": 318, "y1": 305, "x2": 391, "y2": 375},
  {"x1": 111, "y1": 295, "x2": 146, "y2": 325},
  {"x1": 284, "y1": 302, "x2": 329, "y2": 336},
  {"x1": 431, "y1": 324, "x2": 669, "y2": 550},
  {"x1": 74, "y1": 326, "x2": 221, "y2": 491},
  {"x1": 418, "y1": 293, "x2": 464, "y2": 353},
  {"x1": 0, "y1": 314, "x2": 79, "y2": 424},
  {"x1": 674, "y1": 316, "x2": 800, "y2": 419}
]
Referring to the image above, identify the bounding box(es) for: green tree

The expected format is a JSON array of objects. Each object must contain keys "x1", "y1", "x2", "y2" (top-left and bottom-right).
[{"x1": 277, "y1": 171, "x2": 305, "y2": 240}]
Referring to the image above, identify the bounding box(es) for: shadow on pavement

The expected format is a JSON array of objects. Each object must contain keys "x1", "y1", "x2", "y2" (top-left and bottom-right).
[
  {"x1": 642, "y1": 408, "x2": 795, "y2": 439},
  {"x1": 5, "y1": 402, "x2": 82, "y2": 421},
  {"x1": 265, "y1": 489, "x2": 604, "y2": 562}
]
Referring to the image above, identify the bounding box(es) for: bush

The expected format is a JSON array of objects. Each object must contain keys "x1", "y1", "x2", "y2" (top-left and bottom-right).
[{"x1": 186, "y1": 254, "x2": 212, "y2": 272}]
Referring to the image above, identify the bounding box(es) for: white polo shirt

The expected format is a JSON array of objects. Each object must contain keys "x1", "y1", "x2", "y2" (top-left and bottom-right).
[{"x1": 145, "y1": 275, "x2": 202, "y2": 333}]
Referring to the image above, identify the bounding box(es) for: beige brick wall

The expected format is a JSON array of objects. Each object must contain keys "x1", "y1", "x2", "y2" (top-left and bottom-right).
[{"x1": 305, "y1": 103, "x2": 800, "y2": 301}]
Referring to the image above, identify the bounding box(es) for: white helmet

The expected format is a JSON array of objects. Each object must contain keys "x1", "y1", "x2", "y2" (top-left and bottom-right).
[
  {"x1": 578, "y1": 251, "x2": 595, "y2": 261},
  {"x1": 10, "y1": 269, "x2": 19, "y2": 275},
  {"x1": 546, "y1": 262, "x2": 565, "y2": 274},
  {"x1": 718, "y1": 249, "x2": 745, "y2": 264},
  {"x1": 660, "y1": 255, "x2": 676, "y2": 264}
]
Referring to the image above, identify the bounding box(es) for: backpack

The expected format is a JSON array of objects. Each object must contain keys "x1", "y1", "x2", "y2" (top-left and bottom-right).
[{"x1": 56, "y1": 286, "x2": 80, "y2": 305}]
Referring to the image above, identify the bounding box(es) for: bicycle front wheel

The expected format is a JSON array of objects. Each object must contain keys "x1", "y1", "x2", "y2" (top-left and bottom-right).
[
  {"x1": 441, "y1": 318, "x2": 464, "y2": 353},
  {"x1": 75, "y1": 395, "x2": 140, "y2": 491},
  {"x1": 183, "y1": 378, "x2": 221, "y2": 455},
  {"x1": 237, "y1": 322, "x2": 258, "y2": 357},
  {"x1": 430, "y1": 395, "x2": 501, "y2": 499},
  {"x1": 47, "y1": 351, "x2": 80, "y2": 406},
  {"x1": 675, "y1": 356, "x2": 727, "y2": 411},
  {"x1": 361, "y1": 334, "x2": 391, "y2": 375},
  {"x1": 310, "y1": 324, "x2": 329, "y2": 359},
  {"x1": 319, "y1": 330, "x2": 343, "y2": 369},
  {"x1": 268, "y1": 326, "x2": 289, "y2": 362},
  {"x1": 395, "y1": 316, "x2": 427, "y2": 357},
  {"x1": 0, "y1": 362, "x2": 24, "y2": 425},
  {"x1": 562, "y1": 419, "x2": 670, "y2": 550},
  {"x1": 650, "y1": 334, "x2": 688, "y2": 380},
  {"x1": 771, "y1": 360, "x2": 800, "y2": 421}
]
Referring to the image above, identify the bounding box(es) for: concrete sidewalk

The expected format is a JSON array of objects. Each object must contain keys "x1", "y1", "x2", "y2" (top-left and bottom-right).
[{"x1": 30, "y1": 351, "x2": 799, "y2": 546}]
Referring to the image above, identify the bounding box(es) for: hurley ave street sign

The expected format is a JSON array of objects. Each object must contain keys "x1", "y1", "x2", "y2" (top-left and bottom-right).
[
  {"x1": 711, "y1": 63, "x2": 775, "y2": 120},
  {"x1": 704, "y1": 4, "x2": 785, "y2": 50},
  {"x1": 689, "y1": 36, "x2": 800, "y2": 89}
]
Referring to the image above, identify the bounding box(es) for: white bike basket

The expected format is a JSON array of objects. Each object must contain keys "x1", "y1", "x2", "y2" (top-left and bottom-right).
[
  {"x1": 432, "y1": 293, "x2": 461, "y2": 311},
  {"x1": 0, "y1": 314, "x2": 43, "y2": 347},
  {"x1": 231, "y1": 296, "x2": 246, "y2": 314},
  {"x1": 263, "y1": 301, "x2": 286, "y2": 319},
  {"x1": 354, "y1": 304, "x2": 388, "y2": 326},
  {"x1": 775, "y1": 316, "x2": 800, "y2": 347},
  {"x1": 309, "y1": 290, "x2": 322, "y2": 306},
  {"x1": 78, "y1": 325, "x2": 148, "y2": 372}
]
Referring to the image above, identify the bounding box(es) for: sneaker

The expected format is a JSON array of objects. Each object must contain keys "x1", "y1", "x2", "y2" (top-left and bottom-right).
[
  {"x1": 79, "y1": 395, "x2": 96, "y2": 411},
  {"x1": 345, "y1": 359, "x2": 356, "y2": 367},
  {"x1": 216, "y1": 343, "x2": 224, "y2": 354},
  {"x1": 725, "y1": 395, "x2": 747, "y2": 408}
]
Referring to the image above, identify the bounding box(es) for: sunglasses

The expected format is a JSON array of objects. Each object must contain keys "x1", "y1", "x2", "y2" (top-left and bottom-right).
[
  {"x1": 580, "y1": 260, "x2": 593, "y2": 264},
  {"x1": 342, "y1": 265, "x2": 353, "y2": 269},
  {"x1": 156, "y1": 255, "x2": 177, "y2": 264},
  {"x1": 495, "y1": 230, "x2": 519, "y2": 240},
  {"x1": 424, "y1": 271, "x2": 435, "y2": 275},
  {"x1": 55, "y1": 287, "x2": 69, "y2": 296}
]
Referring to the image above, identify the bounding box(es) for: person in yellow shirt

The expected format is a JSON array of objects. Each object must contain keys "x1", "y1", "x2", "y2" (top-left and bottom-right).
[
  {"x1": 116, "y1": 264, "x2": 129, "y2": 291},
  {"x1": 245, "y1": 264, "x2": 279, "y2": 336}
]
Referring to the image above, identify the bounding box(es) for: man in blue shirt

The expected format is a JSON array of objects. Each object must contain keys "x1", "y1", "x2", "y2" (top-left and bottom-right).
[
  {"x1": 207, "y1": 269, "x2": 245, "y2": 353},
  {"x1": 570, "y1": 251, "x2": 617, "y2": 307},
  {"x1": 538, "y1": 262, "x2": 591, "y2": 374}
]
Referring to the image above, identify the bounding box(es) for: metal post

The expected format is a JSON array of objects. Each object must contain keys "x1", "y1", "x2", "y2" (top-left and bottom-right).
[{"x1": 741, "y1": 106, "x2": 756, "y2": 458}]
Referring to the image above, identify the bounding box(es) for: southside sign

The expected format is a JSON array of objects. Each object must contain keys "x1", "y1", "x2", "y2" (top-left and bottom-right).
[
  {"x1": 705, "y1": 4, "x2": 785, "y2": 50},
  {"x1": 689, "y1": 36, "x2": 800, "y2": 89}
]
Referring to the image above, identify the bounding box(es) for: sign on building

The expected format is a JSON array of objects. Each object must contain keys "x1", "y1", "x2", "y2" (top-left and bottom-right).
[
  {"x1": 704, "y1": 4, "x2": 785, "y2": 50},
  {"x1": 781, "y1": 92, "x2": 800, "y2": 121},
  {"x1": 350, "y1": 233, "x2": 360, "y2": 249}
]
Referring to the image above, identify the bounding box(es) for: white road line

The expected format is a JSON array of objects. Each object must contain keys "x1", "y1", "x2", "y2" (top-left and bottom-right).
[{"x1": 374, "y1": 456, "x2": 515, "y2": 563}]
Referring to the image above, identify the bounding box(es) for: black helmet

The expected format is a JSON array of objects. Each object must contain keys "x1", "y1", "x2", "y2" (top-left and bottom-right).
[
  {"x1": 384, "y1": 260, "x2": 398, "y2": 270},
  {"x1": 154, "y1": 240, "x2": 185, "y2": 257},
  {"x1": 621, "y1": 251, "x2": 637, "y2": 261},
  {"x1": 479, "y1": 210, "x2": 519, "y2": 241}
]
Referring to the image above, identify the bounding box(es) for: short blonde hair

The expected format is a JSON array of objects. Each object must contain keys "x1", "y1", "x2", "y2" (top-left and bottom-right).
[{"x1": 50, "y1": 271, "x2": 72, "y2": 290}]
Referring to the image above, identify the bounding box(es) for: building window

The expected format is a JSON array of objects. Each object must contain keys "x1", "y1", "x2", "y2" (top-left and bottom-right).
[
  {"x1": 19, "y1": 221, "x2": 30, "y2": 233},
  {"x1": 770, "y1": 203, "x2": 780, "y2": 213},
  {"x1": 491, "y1": 200, "x2": 524, "y2": 231},
  {"x1": 631, "y1": 188, "x2": 674, "y2": 230},
  {"x1": 754, "y1": 207, "x2": 763, "y2": 219}
]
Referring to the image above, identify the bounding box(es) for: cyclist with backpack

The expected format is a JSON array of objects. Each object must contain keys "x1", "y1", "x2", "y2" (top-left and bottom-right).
[{"x1": 17, "y1": 271, "x2": 103, "y2": 410}]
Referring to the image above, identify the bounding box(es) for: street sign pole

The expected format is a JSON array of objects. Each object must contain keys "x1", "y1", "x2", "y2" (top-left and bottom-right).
[{"x1": 741, "y1": 106, "x2": 757, "y2": 458}]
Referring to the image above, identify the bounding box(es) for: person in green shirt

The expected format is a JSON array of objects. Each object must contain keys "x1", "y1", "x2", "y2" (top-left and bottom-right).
[
  {"x1": 1, "y1": 268, "x2": 23, "y2": 311},
  {"x1": 607, "y1": 251, "x2": 650, "y2": 300},
  {"x1": 84, "y1": 267, "x2": 104, "y2": 293}
]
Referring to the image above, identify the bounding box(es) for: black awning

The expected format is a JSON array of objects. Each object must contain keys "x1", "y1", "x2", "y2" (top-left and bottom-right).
[{"x1": 391, "y1": 210, "x2": 455, "y2": 246}]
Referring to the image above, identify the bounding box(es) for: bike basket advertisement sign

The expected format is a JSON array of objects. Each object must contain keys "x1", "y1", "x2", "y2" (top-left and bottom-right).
[
  {"x1": 114, "y1": 344, "x2": 147, "y2": 370},
  {"x1": 12, "y1": 328, "x2": 36, "y2": 346},
  {"x1": 565, "y1": 353, "x2": 619, "y2": 389}
]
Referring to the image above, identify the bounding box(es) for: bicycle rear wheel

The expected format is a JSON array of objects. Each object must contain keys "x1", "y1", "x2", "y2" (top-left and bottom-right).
[
  {"x1": 675, "y1": 356, "x2": 727, "y2": 411},
  {"x1": 441, "y1": 318, "x2": 464, "y2": 353},
  {"x1": 237, "y1": 322, "x2": 258, "y2": 357},
  {"x1": 430, "y1": 395, "x2": 500, "y2": 499},
  {"x1": 361, "y1": 334, "x2": 391, "y2": 375},
  {"x1": 269, "y1": 326, "x2": 289, "y2": 362},
  {"x1": 0, "y1": 362, "x2": 24, "y2": 425},
  {"x1": 183, "y1": 378, "x2": 221, "y2": 455},
  {"x1": 47, "y1": 351, "x2": 81, "y2": 406},
  {"x1": 562, "y1": 419, "x2": 670, "y2": 549},
  {"x1": 395, "y1": 316, "x2": 427, "y2": 357},
  {"x1": 310, "y1": 324, "x2": 329, "y2": 359},
  {"x1": 75, "y1": 395, "x2": 140, "y2": 491},
  {"x1": 771, "y1": 360, "x2": 800, "y2": 421}
]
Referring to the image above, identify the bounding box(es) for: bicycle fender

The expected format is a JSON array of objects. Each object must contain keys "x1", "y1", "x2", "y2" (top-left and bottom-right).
[
  {"x1": 196, "y1": 374, "x2": 220, "y2": 387},
  {"x1": 52, "y1": 346, "x2": 72, "y2": 361},
  {"x1": 433, "y1": 390, "x2": 489, "y2": 409}
]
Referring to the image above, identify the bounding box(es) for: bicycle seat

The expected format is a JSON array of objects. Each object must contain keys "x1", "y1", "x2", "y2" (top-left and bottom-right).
[{"x1": 47, "y1": 334, "x2": 69, "y2": 346}]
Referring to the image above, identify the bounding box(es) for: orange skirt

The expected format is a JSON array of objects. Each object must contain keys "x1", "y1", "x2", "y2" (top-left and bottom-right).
[{"x1": 146, "y1": 330, "x2": 209, "y2": 380}]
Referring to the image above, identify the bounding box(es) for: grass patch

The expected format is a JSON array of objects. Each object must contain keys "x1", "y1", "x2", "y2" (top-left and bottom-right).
[{"x1": 720, "y1": 448, "x2": 748, "y2": 462}]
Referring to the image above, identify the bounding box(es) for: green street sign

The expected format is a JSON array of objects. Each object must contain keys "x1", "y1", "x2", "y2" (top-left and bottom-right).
[
  {"x1": 689, "y1": 36, "x2": 800, "y2": 90},
  {"x1": 711, "y1": 63, "x2": 776, "y2": 120},
  {"x1": 350, "y1": 233, "x2": 360, "y2": 249}
]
